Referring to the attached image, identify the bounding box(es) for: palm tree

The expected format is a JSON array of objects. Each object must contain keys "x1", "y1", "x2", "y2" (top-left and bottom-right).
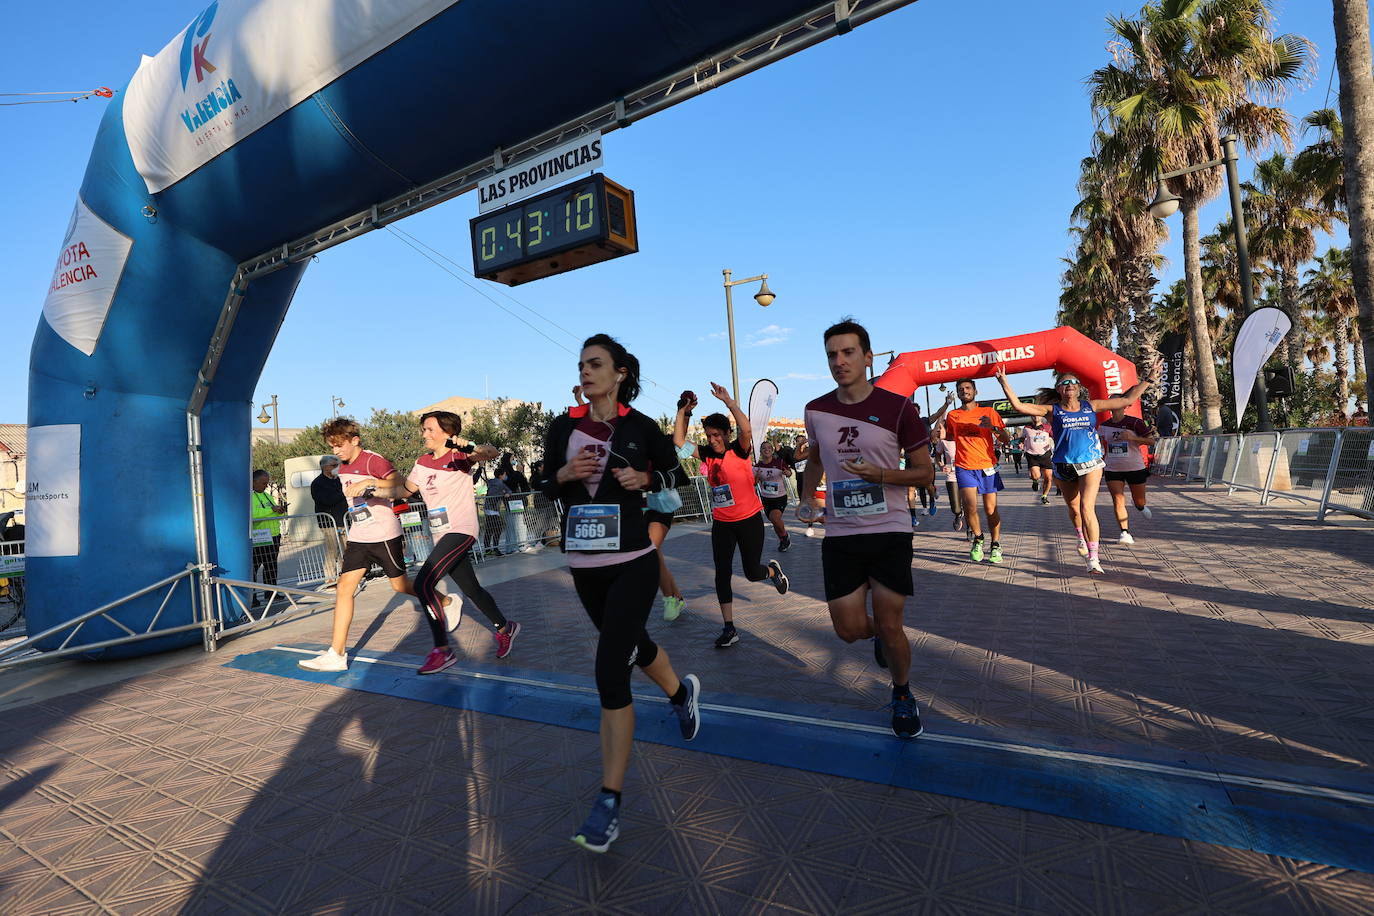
[
  {"x1": 1090, "y1": 0, "x2": 1314, "y2": 432},
  {"x1": 1073, "y1": 144, "x2": 1169, "y2": 384},
  {"x1": 1331, "y1": 0, "x2": 1374, "y2": 415},
  {"x1": 1243, "y1": 152, "x2": 1343, "y2": 380},
  {"x1": 1201, "y1": 217, "x2": 1267, "y2": 338},
  {"x1": 1303, "y1": 247, "x2": 1359, "y2": 416},
  {"x1": 1059, "y1": 229, "x2": 1120, "y2": 348},
  {"x1": 1294, "y1": 108, "x2": 1347, "y2": 211}
]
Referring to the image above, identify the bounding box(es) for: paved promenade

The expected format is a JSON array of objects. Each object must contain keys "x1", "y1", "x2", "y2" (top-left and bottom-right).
[{"x1": 1, "y1": 475, "x2": 1372, "y2": 914}]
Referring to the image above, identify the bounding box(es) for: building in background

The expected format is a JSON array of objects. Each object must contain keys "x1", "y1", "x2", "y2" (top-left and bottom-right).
[{"x1": 0, "y1": 425, "x2": 25, "y2": 512}]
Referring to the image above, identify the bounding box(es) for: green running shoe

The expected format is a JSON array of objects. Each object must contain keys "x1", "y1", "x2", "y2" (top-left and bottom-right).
[
  {"x1": 989, "y1": 544, "x2": 1003, "y2": 564},
  {"x1": 970, "y1": 539, "x2": 984, "y2": 562}
]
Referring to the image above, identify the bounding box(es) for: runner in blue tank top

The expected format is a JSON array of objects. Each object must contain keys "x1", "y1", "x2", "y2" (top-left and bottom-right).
[{"x1": 994, "y1": 361, "x2": 1158, "y2": 574}]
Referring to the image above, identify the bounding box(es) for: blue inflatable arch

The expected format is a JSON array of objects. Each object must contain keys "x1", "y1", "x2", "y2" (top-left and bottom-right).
[{"x1": 25, "y1": 0, "x2": 915, "y2": 655}]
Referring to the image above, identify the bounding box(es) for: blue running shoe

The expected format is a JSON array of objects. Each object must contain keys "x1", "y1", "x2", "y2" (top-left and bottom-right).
[
  {"x1": 673, "y1": 674, "x2": 701, "y2": 740},
  {"x1": 572, "y1": 791, "x2": 620, "y2": 853},
  {"x1": 887, "y1": 693, "x2": 923, "y2": 739}
]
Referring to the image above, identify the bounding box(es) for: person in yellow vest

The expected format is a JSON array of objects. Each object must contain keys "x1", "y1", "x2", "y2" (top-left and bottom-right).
[{"x1": 251, "y1": 469, "x2": 287, "y2": 606}]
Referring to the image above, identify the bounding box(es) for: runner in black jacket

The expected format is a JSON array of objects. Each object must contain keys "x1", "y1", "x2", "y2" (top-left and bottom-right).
[{"x1": 542, "y1": 333, "x2": 702, "y2": 854}]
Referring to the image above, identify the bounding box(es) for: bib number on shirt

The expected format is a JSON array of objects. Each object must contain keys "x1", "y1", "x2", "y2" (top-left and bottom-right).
[
  {"x1": 250, "y1": 528, "x2": 273, "y2": 545},
  {"x1": 758, "y1": 480, "x2": 782, "y2": 497},
  {"x1": 1108, "y1": 441, "x2": 1130, "y2": 455},
  {"x1": 1070, "y1": 458, "x2": 1105, "y2": 474},
  {"x1": 711, "y1": 484, "x2": 735, "y2": 509},
  {"x1": 427, "y1": 506, "x2": 449, "y2": 532},
  {"x1": 566, "y1": 504, "x2": 620, "y2": 551},
  {"x1": 831, "y1": 478, "x2": 887, "y2": 517},
  {"x1": 347, "y1": 505, "x2": 373, "y2": 526}
]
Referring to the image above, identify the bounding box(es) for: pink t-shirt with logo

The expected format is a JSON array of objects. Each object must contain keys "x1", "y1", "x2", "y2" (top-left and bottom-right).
[
  {"x1": 338, "y1": 450, "x2": 402, "y2": 544},
  {"x1": 755, "y1": 457, "x2": 789, "y2": 499},
  {"x1": 407, "y1": 450, "x2": 478, "y2": 539},
  {"x1": 1021, "y1": 425, "x2": 1053, "y2": 456},
  {"x1": 804, "y1": 387, "x2": 930, "y2": 536},
  {"x1": 1099, "y1": 416, "x2": 1153, "y2": 472},
  {"x1": 565, "y1": 414, "x2": 654, "y2": 569}
]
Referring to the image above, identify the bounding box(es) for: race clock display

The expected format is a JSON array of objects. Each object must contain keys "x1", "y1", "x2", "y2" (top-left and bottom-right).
[{"x1": 470, "y1": 174, "x2": 638, "y2": 286}]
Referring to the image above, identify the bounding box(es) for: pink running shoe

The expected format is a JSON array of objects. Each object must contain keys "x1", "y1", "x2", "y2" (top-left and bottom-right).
[
  {"x1": 418, "y1": 647, "x2": 458, "y2": 675},
  {"x1": 493, "y1": 621, "x2": 522, "y2": 659}
]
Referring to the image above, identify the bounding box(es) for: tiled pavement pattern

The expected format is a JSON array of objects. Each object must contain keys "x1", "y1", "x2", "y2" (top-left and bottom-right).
[{"x1": 1, "y1": 477, "x2": 1372, "y2": 913}]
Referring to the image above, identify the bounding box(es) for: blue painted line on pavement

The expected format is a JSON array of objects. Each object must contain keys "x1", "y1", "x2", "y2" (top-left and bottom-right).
[{"x1": 226, "y1": 644, "x2": 1374, "y2": 873}]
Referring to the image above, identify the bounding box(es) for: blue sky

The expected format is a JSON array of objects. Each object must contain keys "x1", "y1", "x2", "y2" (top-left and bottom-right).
[{"x1": 1, "y1": 1, "x2": 1345, "y2": 427}]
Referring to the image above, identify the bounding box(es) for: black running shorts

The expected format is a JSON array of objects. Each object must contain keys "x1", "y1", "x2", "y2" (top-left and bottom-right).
[
  {"x1": 760, "y1": 495, "x2": 788, "y2": 516},
  {"x1": 1105, "y1": 467, "x2": 1150, "y2": 485},
  {"x1": 1025, "y1": 453, "x2": 1053, "y2": 471},
  {"x1": 821, "y1": 532, "x2": 914, "y2": 602},
  {"x1": 341, "y1": 536, "x2": 407, "y2": 579},
  {"x1": 644, "y1": 509, "x2": 675, "y2": 529}
]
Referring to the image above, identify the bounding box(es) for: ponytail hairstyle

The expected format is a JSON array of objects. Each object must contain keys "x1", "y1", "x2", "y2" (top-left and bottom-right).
[{"x1": 582, "y1": 333, "x2": 641, "y2": 405}]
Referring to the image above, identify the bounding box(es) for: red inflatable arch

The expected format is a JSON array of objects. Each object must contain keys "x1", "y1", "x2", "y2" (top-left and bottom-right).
[{"x1": 875, "y1": 326, "x2": 1141, "y2": 418}]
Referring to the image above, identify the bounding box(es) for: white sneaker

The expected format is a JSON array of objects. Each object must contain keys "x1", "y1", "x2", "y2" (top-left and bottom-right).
[
  {"x1": 1077, "y1": 541, "x2": 1089, "y2": 558},
  {"x1": 298, "y1": 648, "x2": 348, "y2": 672},
  {"x1": 1088, "y1": 558, "x2": 1104, "y2": 574},
  {"x1": 443, "y1": 593, "x2": 464, "y2": 632},
  {"x1": 1118, "y1": 531, "x2": 1135, "y2": 545},
  {"x1": 1138, "y1": 506, "x2": 1153, "y2": 519}
]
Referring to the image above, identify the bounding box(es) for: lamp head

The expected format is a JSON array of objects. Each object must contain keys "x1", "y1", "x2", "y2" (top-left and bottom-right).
[
  {"x1": 1148, "y1": 180, "x2": 1181, "y2": 219},
  {"x1": 257, "y1": 406, "x2": 271, "y2": 424},
  {"x1": 753, "y1": 278, "x2": 775, "y2": 308}
]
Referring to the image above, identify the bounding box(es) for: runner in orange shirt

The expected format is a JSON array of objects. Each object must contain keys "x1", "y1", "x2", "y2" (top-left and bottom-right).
[{"x1": 942, "y1": 379, "x2": 1011, "y2": 563}]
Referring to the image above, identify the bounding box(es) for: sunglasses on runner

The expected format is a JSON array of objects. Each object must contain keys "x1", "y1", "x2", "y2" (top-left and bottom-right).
[{"x1": 1057, "y1": 378, "x2": 1080, "y2": 387}]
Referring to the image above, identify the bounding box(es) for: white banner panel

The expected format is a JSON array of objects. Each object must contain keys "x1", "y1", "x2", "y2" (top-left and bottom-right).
[
  {"x1": 41, "y1": 198, "x2": 133, "y2": 357},
  {"x1": 124, "y1": 0, "x2": 459, "y2": 194},
  {"x1": 1232, "y1": 307, "x2": 1291, "y2": 420},
  {"x1": 478, "y1": 133, "x2": 605, "y2": 213},
  {"x1": 748, "y1": 379, "x2": 780, "y2": 462},
  {"x1": 26, "y1": 425, "x2": 81, "y2": 558}
]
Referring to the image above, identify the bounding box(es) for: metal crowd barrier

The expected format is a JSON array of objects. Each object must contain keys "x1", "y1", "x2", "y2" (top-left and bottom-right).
[
  {"x1": 1153, "y1": 427, "x2": 1374, "y2": 522},
  {"x1": 0, "y1": 477, "x2": 721, "y2": 667},
  {"x1": 1, "y1": 537, "x2": 26, "y2": 639}
]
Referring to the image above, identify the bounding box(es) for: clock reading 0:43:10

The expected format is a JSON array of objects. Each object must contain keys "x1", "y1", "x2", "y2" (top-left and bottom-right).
[{"x1": 473, "y1": 182, "x2": 601, "y2": 271}]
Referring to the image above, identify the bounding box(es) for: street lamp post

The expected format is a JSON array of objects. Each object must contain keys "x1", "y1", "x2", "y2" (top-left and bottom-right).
[
  {"x1": 721, "y1": 268, "x2": 777, "y2": 401},
  {"x1": 256, "y1": 394, "x2": 280, "y2": 444},
  {"x1": 330, "y1": 395, "x2": 346, "y2": 419},
  {"x1": 1148, "y1": 133, "x2": 1274, "y2": 432}
]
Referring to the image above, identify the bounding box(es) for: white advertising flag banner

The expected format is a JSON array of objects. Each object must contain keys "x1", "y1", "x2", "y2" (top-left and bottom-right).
[
  {"x1": 748, "y1": 379, "x2": 780, "y2": 462},
  {"x1": 1232, "y1": 307, "x2": 1291, "y2": 420},
  {"x1": 477, "y1": 133, "x2": 605, "y2": 213},
  {"x1": 26, "y1": 425, "x2": 81, "y2": 558},
  {"x1": 41, "y1": 198, "x2": 133, "y2": 357},
  {"x1": 123, "y1": 0, "x2": 459, "y2": 194}
]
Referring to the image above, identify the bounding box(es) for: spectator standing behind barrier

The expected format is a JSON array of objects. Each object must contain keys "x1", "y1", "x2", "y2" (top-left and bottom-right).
[
  {"x1": 311, "y1": 455, "x2": 347, "y2": 585},
  {"x1": 500, "y1": 453, "x2": 533, "y2": 553},
  {"x1": 484, "y1": 469, "x2": 511, "y2": 555},
  {"x1": 250, "y1": 469, "x2": 287, "y2": 606}
]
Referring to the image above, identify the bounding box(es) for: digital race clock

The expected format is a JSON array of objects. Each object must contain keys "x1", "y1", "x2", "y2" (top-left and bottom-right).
[{"x1": 469, "y1": 174, "x2": 638, "y2": 286}]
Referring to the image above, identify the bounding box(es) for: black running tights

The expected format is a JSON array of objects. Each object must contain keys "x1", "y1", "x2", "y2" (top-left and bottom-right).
[
  {"x1": 413, "y1": 532, "x2": 507, "y2": 647},
  {"x1": 711, "y1": 512, "x2": 770, "y2": 604},
  {"x1": 570, "y1": 550, "x2": 661, "y2": 710}
]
